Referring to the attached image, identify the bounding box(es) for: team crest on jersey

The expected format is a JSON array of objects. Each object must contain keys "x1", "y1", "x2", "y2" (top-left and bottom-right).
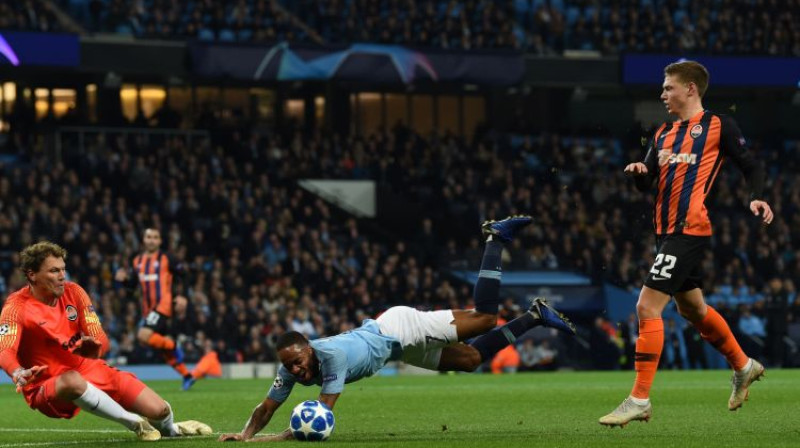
[
  {"x1": 0, "y1": 323, "x2": 9, "y2": 336},
  {"x1": 273, "y1": 377, "x2": 284, "y2": 389},
  {"x1": 690, "y1": 124, "x2": 703, "y2": 138},
  {"x1": 65, "y1": 305, "x2": 78, "y2": 321}
]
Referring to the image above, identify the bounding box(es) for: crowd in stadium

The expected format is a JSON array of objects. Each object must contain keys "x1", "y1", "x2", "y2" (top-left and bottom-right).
[
  {"x1": 0, "y1": 0, "x2": 61, "y2": 32},
  {"x1": 1, "y1": 114, "x2": 798, "y2": 369},
  {"x1": 0, "y1": 0, "x2": 798, "y2": 372},
  {"x1": 0, "y1": 1, "x2": 792, "y2": 57}
]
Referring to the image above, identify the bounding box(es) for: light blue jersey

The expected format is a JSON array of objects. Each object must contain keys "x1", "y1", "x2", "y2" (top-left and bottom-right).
[{"x1": 267, "y1": 320, "x2": 403, "y2": 402}]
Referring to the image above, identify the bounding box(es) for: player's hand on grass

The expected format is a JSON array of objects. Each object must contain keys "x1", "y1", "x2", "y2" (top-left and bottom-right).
[
  {"x1": 72, "y1": 336, "x2": 103, "y2": 359},
  {"x1": 12, "y1": 365, "x2": 47, "y2": 393},
  {"x1": 219, "y1": 433, "x2": 244, "y2": 442},
  {"x1": 750, "y1": 200, "x2": 773, "y2": 225},
  {"x1": 624, "y1": 162, "x2": 649, "y2": 176}
]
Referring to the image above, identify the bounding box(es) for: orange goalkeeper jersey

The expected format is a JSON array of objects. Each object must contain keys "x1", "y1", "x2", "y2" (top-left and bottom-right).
[{"x1": 0, "y1": 282, "x2": 108, "y2": 390}]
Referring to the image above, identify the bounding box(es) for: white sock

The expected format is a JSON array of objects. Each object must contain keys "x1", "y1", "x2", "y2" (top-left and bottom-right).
[
  {"x1": 72, "y1": 383, "x2": 141, "y2": 431},
  {"x1": 150, "y1": 402, "x2": 179, "y2": 436},
  {"x1": 736, "y1": 358, "x2": 753, "y2": 374},
  {"x1": 629, "y1": 395, "x2": 650, "y2": 406}
]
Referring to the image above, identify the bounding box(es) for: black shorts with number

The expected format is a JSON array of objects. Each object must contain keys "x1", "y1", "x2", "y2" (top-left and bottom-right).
[
  {"x1": 644, "y1": 234, "x2": 711, "y2": 295},
  {"x1": 139, "y1": 310, "x2": 170, "y2": 334}
]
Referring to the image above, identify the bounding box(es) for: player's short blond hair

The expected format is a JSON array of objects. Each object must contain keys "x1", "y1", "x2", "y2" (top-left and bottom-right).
[
  {"x1": 664, "y1": 60, "x2": 710, "y2": 97},
  {"x1": 19, "y1": 241, "x2": 67, "y2": 275}
]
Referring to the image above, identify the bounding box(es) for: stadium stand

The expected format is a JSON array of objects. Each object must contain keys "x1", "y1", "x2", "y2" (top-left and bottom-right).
[
  {"x1": 1, "y1": 120, "x2": 797, "y2": 368},
  {"x1": 0, "y1": 1, "x2": 797, "y2": 371},
  {"x1": 41, "y1": 1, "x2": 798, "y2": 55}
]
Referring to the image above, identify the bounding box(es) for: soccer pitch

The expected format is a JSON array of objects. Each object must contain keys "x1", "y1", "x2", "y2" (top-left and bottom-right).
[{"x1": 1, "y1": 370, "x2": 798, "y2": 448}]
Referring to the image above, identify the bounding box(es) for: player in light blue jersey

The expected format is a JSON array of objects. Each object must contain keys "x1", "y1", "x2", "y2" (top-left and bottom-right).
[{"x1": 219, "y1": 216, "x2": 576, "y2": 442}]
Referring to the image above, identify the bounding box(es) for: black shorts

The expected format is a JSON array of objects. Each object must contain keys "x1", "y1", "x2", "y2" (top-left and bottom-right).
[
  {"x1": 139, "y1": 310, "x2": 170, "y2": 334},
  {"x1": 643, "y1": 234, "x2": 710, "y2": 295}
]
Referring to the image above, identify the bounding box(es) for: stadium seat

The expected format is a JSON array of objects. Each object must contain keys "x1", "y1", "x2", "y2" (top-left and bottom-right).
[
  {"x1": 219, "y1": 29, "x2": 236, "y2": 42},
  {"x1": 565, "y1": 7, "x2": 581, "y2": 26},
  {"x1": 197, "y1": 28, "x2": 215, "y2": 41}
]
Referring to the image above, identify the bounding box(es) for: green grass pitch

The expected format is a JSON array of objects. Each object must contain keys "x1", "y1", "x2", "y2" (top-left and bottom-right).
[{"x1": 1, "y1": 370, "x2": 798, "y2": 447}]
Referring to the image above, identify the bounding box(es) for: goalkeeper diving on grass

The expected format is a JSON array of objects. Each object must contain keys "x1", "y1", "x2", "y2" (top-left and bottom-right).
[{"x1": 219, "y1": 216, "x2": 576, "y2": 442}]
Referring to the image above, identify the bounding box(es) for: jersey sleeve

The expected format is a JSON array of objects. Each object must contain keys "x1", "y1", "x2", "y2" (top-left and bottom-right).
[
  {"x1": 120, "y1": 256, "x2": 140, "y2": 291},
  {"x1": 318, "y1": 348, "x2": 347, "y2": 395},
  {"x1": 73, "y1": 284, "x2": 110, "y2": 356},
  {"x1": 166, "y1": 253, "x2": 187, "y2": 295},
  {"x1": 719, "y1": 115, "x2": 766, "y2": 201},
  {"x1": 267, "y1": 365, "x2": 297, "y2": 403},
  {"x1": 634, "y1": 126, "x2": 663, "y2": 192},
  {"x1": 0, "y1": 299, "x2": 24, "y2": 375}
]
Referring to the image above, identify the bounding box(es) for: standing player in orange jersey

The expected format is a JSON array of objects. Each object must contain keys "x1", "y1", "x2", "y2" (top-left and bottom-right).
[
  {"x1": 0, "y1": 241, "x2": 211, "y2": 441},
  {"x1": 599, "y1": 60, "x2": 774, "y2": 427},
  {"x1": 116, "y1": 228, "x2": 218, "y2": 390}
]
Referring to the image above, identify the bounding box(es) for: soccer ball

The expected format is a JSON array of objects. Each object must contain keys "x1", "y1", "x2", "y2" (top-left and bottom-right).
[{"x1": 290, "y1": 400, "x2": 335, "y2": 441}]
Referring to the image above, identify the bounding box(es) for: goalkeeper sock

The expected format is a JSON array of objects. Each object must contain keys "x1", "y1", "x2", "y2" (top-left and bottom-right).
[
  {"x1": 473, "y1": 240, "x2": 504, "y2": 314},
  {"x1": 72, "y1": 382, "x2": 141, "y2": 431},
  {"x1": 630, "y1": 318, "x2": 663, "y2": 399},
  {"x1": 150, "y1": 402, "x2": 179, "y2": 437},
  {"x1": 470, "y1": 313, "x2": 536, "y2": 362},
  {"x1": 693, "y1": 305, "x2": 749, "y2": 370}
]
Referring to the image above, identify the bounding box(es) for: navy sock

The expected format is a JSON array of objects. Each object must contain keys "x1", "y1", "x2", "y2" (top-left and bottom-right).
[
  {"x1": 469, "y1": 312, "x2": 537, "y2": 362},
  {"x1": 474, "y1": 240, "x2": 503, "y2": 314}
]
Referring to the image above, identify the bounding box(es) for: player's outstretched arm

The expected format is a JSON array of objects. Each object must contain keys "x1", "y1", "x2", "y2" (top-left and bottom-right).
[
  {"x1": 318, "y1": 393, "x2": 340, "y2": 410},
  {"x1": 0, "y1": 299, "x2": 29, "y2": 389},
  {"x1": 219, "y1": 397, "x2": 284, "y2": 442},
  {"x1": 750, "y1": 200, "x2": 774, "y2": 225},
  {"x1": 624, "y1": 162, "x2": 649, "y2": 175},
  {"x1": 626, "y1": 132, "x2": 659, "y2": 190}
]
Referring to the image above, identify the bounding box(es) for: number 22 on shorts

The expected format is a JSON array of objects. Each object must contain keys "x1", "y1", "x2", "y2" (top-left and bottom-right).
[{"x1": 650, "y1": 254, "x2": 676, "y2": 280}]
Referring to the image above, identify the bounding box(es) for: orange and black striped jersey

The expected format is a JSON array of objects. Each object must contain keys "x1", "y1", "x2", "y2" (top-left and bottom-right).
[
  {"x1": 637, "y1": 110, "x2": 765, "y2": 236},
  {"x1": 0, "y1": 283, "x2": 108, "y2": 390},
  {"x1": 131, "y1": 252, "x2": 182, "y2": 318}
]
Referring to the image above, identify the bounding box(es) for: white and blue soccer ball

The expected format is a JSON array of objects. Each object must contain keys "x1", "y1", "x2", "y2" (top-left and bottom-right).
[{"x1": 290, "y1": 400, "x2": 335, "y2": 442}]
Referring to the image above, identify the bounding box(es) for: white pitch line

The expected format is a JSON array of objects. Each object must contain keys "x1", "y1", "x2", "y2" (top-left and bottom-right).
[
  {"x1": 0, "y1": 428, "x2": 220, "y2": 447},
  {"x1": 0, "y1": 429, "x2": 124, "y2": 434},
  {"x1": 0, "y1": 439, "x2": 128, "y2": 448}
]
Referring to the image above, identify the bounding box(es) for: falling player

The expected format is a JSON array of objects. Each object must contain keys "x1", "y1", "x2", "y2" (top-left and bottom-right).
[{"x1": 219, "y1": 216, "x2": 576, "y2": 442}]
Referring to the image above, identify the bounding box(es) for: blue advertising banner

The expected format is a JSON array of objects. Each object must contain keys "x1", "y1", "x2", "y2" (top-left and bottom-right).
[
  {"x1": 451, "y1": 271, "x2": 602, "y2": 313},
  {"x1": 190, "y1": 42, "x2": 523, "y2": 85},
  {"x1": 503, "y1": 285, "x2": 605, "y2": 313},
  {"x1": 0, "y1": 31, "x2": 80, "y2": 67},
  {"x1": 623, "y1": 54, "x2": 800, "y2": 87}
]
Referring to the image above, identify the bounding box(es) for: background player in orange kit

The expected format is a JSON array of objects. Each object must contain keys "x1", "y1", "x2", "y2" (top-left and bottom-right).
[
  {"x1": 0, "y1": 241, "x2": 211, "y2": 441},
  {"x1": 115, "y1": 227, "x2": 219, "y2": 390},
  {"x1": 599, "y1": 61, "x2": 774, "y2": 427}
]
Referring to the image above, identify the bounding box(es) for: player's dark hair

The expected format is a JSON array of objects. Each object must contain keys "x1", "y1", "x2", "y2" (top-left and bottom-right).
[
  {"x1": 276, "y1": 331, "x2": 309, "y2": 351},
  {"x1": 19, "y1": 241, "x2": 67, "y2": 279},
  {"x1": 664, "y1": 60, "x2": 710, "y2": 97},
  {"x1": 143, "y1": 227, "x2": 161, "y2": 238}
]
